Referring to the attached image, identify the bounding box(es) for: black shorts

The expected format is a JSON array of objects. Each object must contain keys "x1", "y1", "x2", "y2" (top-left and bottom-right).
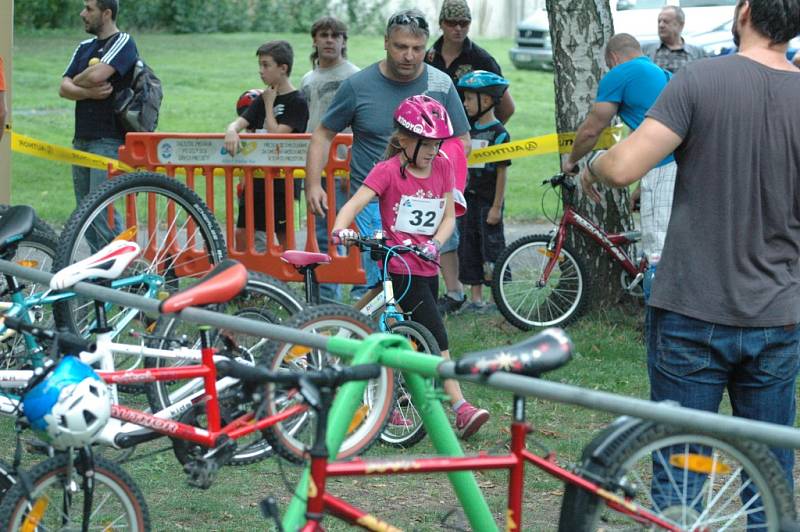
[{"x1": 236, "y1": 177, "x2": 287, "y2": 231}]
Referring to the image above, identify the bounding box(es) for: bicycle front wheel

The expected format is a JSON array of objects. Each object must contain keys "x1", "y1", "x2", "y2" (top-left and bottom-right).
[
  {"x1": 0, "y1": 453, "x2": 150, "y2": 531},
  {"x1": 492, "y1": 234, "x2": 588, "y2": 330},
  {"x1": 379, "y1": 320, "x2": 439, "y2": 448},
  {"x1": 262, "y1": 304, "x2": 395, "y2": 463},
  {"x1": 559, "y1": 423, "x2": 795, "y2": 531},
  {"x1": 53, "y1": 171, "x2": 226, "y2": 374}
]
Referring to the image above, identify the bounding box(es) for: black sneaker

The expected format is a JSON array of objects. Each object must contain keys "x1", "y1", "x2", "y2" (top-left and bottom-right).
[{"x1": 437, "y1": 294, "x2": 465, "y2": 315}]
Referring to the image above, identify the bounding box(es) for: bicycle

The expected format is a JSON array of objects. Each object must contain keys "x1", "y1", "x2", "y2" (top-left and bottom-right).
[
  {"x1": 279, "y1": 231, "x2": 441, "y2": 448},
  {"x1": 4, "y1": 253, "x2": 799, "y2": 531},
  {"x1": 0, "y1": 323, "x2": 150, "y2": 531},
  {"x1": 492, "y1": 171, "x2": 647, "y2": 330},
  {"x1": 245, "y1": 308, "x2": 796, "y2": 531}
]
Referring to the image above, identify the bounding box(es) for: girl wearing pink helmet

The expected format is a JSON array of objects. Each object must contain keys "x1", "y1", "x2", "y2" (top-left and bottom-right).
[{"x1": 332, "y1": 95, "x2": 489, "y2": 440}]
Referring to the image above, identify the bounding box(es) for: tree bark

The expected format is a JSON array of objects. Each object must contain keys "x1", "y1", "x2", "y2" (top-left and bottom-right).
[{"x1": 546, "y1": 0, "x2": 636, "y2": 308}]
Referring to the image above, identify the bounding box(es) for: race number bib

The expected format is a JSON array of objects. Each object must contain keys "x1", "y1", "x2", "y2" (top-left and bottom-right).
[{"x1": 395, "y1": 195, "x2": 445, "y2": 236}]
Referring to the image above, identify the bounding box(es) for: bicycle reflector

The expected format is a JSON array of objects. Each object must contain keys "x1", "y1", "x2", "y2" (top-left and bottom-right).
[{"x1": 669, "y1": 454, "x2": 731, "y2": 475}]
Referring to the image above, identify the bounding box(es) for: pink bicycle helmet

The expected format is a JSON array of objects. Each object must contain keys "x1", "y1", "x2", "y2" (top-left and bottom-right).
[{"x1": 394, "y1": 95, "x2": 453, "y2": 140}]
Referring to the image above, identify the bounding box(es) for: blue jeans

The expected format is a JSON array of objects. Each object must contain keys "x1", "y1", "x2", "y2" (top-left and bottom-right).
[
  {"x1": 72, "y1": 138, "x2": 124, "y2": 251},
  {"x1": 315, "y1": 179, "x2": 349, "y2": 302},
  {"x1": 647, "y1": 307, "x2": 799, "y2": 521},
  {"x1": 351, "y1": 201, "x2": 382, "y2": 300}
]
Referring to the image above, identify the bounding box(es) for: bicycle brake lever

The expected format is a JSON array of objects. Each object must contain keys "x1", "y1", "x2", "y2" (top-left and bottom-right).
[{"x1": 298, "y1": 377, "x2": 321, "y2": 410}]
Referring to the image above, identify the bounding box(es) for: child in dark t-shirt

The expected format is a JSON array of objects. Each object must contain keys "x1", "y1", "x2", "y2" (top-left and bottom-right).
[
  {"x1": 224, "y1": 40, "x2": 309, "y2": 250},
  {"x1": 456, "y1": 71, "x2": 511, "y2": 311}
]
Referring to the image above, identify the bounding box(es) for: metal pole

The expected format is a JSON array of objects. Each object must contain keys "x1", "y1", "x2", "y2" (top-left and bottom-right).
[
  {"x1": 4, "y1": 258, "x2": 800, "y2": 450},
  {"x1": 0, "y1": 0, "x2": 13, "y2": 203},
  {"x1": 440, "y1": 363, "x2": 800, "y2": 449}
]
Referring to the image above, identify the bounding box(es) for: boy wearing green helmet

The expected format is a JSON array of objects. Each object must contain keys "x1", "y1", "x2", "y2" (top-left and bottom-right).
[{"x1": 456, "y1": 70, "x2": 511, "y2": 312}]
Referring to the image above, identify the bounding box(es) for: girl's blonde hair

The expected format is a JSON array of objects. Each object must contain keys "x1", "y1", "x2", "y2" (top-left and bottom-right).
[{"x1": 382, "y1": 129, "x2": 407, "y2": 161}]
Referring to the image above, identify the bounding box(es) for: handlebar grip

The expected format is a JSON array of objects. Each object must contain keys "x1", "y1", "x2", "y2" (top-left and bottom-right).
[
  {"x1": 58, "y1": 332, "x2": 97, "y2": 357},
  {"x1": 216, "y1": 359, "x2": 274, "y2": 384},
  {"x1": 337, "y1": 364, "x2": 381, "y2": 384}
]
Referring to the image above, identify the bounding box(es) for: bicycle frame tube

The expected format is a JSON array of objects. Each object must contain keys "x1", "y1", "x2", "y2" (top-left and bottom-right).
[
  {"x1": 548, "y1": 207, "x2": 641, "y2": 278},
  {"x1": 282, "y1": 334, "x2": 497, "y2": 531}
]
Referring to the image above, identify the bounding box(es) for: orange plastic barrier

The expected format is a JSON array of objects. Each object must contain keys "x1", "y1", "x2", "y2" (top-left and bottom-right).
[{"x1": 114, "y1": 132, "x2": 366, "y2": 284}]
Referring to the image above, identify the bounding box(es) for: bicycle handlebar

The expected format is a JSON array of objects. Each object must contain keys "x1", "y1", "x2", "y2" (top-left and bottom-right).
[
  {"x1": 1, "y1": 316, "x2": 96, "y2": 356},
  {"x1": 216, "y1": 359, "x2": 381, "y2": 388},
  {"x1": 542, "y1": 172, "x2": 577, "y2": 191},
  {"x1": 336, "y1": 233, "x2": 435, "y2": 263}
]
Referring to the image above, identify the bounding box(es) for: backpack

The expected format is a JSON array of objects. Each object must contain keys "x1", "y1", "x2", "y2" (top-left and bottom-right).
[{"x1": 114, "y1": 58, "x2": 163, "y2": 133}]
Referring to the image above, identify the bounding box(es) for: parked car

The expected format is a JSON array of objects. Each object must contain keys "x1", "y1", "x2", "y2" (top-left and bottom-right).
[
  {"x1": 690, "y1": 20, "x2": 799, "y2": 58},
  {"x1": 510, "y1": 0, "x2": 737, "y2": 70}
]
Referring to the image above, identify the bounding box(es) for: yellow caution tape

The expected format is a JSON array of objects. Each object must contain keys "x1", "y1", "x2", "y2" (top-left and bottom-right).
[
  {"x1": 11, "y1": 131, "x2": 134, "y2": 172},
  {"x1": 467, "y1": 125, "x2": 623, "y2": 165},
  {"x1": 10, "y1": 124, "x2": 622, "y2": 175}
]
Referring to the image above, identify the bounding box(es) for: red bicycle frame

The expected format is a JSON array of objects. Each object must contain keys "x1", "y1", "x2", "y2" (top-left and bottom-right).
[
  {"x1": 300, "y1": 396, "x2": 678, "y2": 531},
  {"x1": 97, "y1": 335, "x2": 306, "y2": 449},
  {"x1": 542, "y1": 204, "x2": 647, "y2": 285}
]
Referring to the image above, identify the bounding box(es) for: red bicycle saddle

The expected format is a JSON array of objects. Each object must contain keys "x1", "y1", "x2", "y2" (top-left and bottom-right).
[
  {"x1": 454, "y1": 328, "x2": 573, "y2": 378},
  {"x1": 160, "y1": 259, "x2": 248, "y2": 314},
  {"x1": 280, "y1": 250, "x2": 331, "y2": 268}
]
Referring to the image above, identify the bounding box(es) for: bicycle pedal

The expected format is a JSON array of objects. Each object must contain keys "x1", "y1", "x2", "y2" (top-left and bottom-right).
[{"x1": 183, "y1": 459, "x2": 219, "y2": 490}]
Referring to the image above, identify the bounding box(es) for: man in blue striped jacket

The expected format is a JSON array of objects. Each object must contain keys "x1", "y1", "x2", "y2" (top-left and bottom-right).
[{"x1": 59, "y1": 0, "x2": 138, "y2": 209}]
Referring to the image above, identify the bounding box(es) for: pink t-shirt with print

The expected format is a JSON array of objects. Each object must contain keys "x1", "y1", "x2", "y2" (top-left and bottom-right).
[{"x1": 364, "y1": 154, "x2": 455, "y2": 277}]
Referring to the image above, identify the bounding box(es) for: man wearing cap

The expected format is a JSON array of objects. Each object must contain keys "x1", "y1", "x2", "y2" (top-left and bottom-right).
[{"x1": 425, "y1": 0, "x2": 516, "y2": 315}]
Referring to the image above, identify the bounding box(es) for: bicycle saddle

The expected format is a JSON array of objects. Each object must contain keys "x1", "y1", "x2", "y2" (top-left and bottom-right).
[
  {"x1": 50, "y1": 240, "x2": 141, "y2": 290},
  {"x1": 454, "y1": 328, "x2": 573, "y2": 378},
  {"x1": 0, "y1": 205, "x2": 36, "y2": 256},
  {"x1": 160, "y1": 259, "x2": 248, "y2": 314},
  {"x1": 280, "y1": 250, "x2": 331, "y2": 268}
]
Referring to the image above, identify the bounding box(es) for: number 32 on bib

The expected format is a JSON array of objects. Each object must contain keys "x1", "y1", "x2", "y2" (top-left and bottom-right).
[{"x1": 395, "y1": 196, "x2": 445, "y2": 236}]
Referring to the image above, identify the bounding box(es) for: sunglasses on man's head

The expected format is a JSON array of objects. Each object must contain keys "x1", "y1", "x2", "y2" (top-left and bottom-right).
[{"x1": 388, "y1": 13, "x2": 429, "y2": 32}]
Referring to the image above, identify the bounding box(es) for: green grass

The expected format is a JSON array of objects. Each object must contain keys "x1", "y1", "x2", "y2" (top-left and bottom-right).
[{"x1": 9, "y1": 29, "x2": 560, "y2": 227}]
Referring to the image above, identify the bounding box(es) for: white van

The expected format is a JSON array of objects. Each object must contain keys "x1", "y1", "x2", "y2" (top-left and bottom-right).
[{"x1": 509, "y1": 0, "x2": 737, "y2": 70}]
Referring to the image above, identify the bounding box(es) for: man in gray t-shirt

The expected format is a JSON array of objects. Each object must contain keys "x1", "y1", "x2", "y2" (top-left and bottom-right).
[
  {"x1": 581, "y1": 0, "x2": 800, "y2": 503},
  {"x1": 305, "y1": 8, "x2": 470, "y2": 293}
]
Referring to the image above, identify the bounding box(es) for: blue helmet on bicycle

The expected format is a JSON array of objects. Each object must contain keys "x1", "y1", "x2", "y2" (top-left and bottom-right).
[{"x1": 22, "y1": 356, "x2": 111, "y2": 450}]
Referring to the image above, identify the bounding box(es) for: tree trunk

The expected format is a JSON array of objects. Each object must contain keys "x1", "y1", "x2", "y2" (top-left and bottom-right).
[{"x1": 546, "y1": 0, "x2": 636, "y2": 308}]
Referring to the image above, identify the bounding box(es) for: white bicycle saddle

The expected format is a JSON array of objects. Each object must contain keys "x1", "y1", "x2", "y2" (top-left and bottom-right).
[{"x1": 50, "y1": 240, "x2": 141, "y2": 290}]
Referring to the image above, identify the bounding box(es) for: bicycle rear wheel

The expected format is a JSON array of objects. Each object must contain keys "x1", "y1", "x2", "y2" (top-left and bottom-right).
[
  {"x1": 0, "y1": 453, "x2": 150, "y2": 531},
  {"x1": 52, "y1": 171, "x2": 226, "y2": 376},
  {"x1": 262, "y1": 304, "x2": 395, "y2": 463},
  {"x1": 379, "y1": 320, "x2": 438, "y2": 448},
  {"x1": 558, "y1": 423, "x2": 795, "y2": 531},
  {"x1": 492, "y1": 234, "x2": 588, "y2": 330},
  {"x1": 0, "y1": 215, "x2": 59, "y2": 369}
]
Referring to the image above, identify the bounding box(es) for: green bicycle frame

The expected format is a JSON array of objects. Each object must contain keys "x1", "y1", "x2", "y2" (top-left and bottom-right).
[{"x1": 281, "y1": 333, "x2": 498, "y2": 531}]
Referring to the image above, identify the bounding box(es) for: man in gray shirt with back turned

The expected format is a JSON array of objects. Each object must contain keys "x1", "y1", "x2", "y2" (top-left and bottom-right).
[
  {"x1": 581, "y1": 0, "x2": 800, "y2": 514},
  {"x1": 304, "y1": 8, "x2": 470, "y2": 297}
]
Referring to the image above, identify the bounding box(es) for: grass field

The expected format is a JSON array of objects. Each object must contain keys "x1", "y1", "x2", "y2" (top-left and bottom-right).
[{"x1": 7, "y1": 29, "x2": 799, "y2": 531}]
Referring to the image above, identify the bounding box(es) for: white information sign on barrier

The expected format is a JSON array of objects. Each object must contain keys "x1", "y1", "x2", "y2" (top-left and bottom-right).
[{"x1": 156, "y1": 138, "x2": 310, "y2": 167}]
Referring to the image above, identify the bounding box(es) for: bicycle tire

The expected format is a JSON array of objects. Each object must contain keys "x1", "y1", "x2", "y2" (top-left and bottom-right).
[
  {"x1": 379, "y1": 320, "x2": 439, "y2": 448},
  {"x1": 262, "y1": 304, "x2": 395, "y2": 464},
  {"x1": 145, "y1": 273, "x2": 303, "y2": 466},
  {"x1": 0, "y1": 452, "x2": 150, "y2": 531},
  {"x1": 0, "y1": 223, "x2": 59, "y2": 370},
  {"x1": 51, "y1": 171, "x2": 226, "y2": 379},
  {"x1": 558, "y1": 423, "x2": 796, "y2": 531},
  {"x1": 0, "y1": 459, "x2": 17, "y2": 500},
  {"x1": 492, "y1": 234, "x2": 589, "y2": 330}
]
